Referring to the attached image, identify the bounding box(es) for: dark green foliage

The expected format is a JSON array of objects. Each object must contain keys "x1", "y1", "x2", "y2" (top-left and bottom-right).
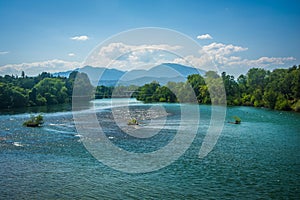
[
  {"x1": 1, "y1": 65, "x2": 300, "y2": 112},
  {"x1": 127, "y1": 118, "x2": 138, "y2": 125},
  {"x1": 0, "y1": 71, "x2": 92, "y2": 109},
  {"x1": 233, "y1": 116, "x2": 241, "y2": 124},
  {"x1": 23, "y1": 114, "x2": 44, "y2": 127},
  {"x1": 34, "y1": 78, "x2": 68, "y2": 104},
  {"x1": 136, "y1": 81, "x2": 161, "y2": 103},
  {"x1": 246, "y1": 68, "x2": 268, "y2": 92},
  {"x1": 263, "y1": 90, "x2": 278, "y2": 109},
  {"x1": 95, "y1": 85, "x2": 113, "y2": 98},
  {"x1": 0, "y1": 82, "x2": 28, "y2": 108},
  {"x1": 94, "y1": 85, "x2": 139, "y2": 99},
  {"x1": 222, "y1": 72, "x2": 240, "y2": 105},
  {"x1": 153, "y1": 86, "x2": 176, "y2": 102},
  {"x1": 187, "y1": 74, "x2": 205, "y2": 97},
  {"x1": 292, "y1": 100, "x2": 300, "y2": 112},
  {"x1": 134, "y1": 65, "x2": 300, "y2": 112}
]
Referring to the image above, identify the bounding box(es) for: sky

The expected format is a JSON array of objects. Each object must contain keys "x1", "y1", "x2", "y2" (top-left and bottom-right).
[{"x1": 0, "y1": 0, "x2": 299, "y2": 77}]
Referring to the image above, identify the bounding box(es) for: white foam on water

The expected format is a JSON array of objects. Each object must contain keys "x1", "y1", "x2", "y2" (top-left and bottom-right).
[
  {"x1": 13, "y1": 142, "x2": 23, "y2": 147},
  {"x1": 74, "y1": 134, "x2": 82, "y2": 138},
  {"x1": 49, "y1": 123, "x2": 66, "y2": 126},
  {"x1": 44, "y1": 128, "x2": 74, "y2": 135}
]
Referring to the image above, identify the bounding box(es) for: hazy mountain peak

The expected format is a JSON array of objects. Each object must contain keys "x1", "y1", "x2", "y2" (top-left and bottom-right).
[{"x1": 52, "y1": 63, "x2": 205, "y2": 86}]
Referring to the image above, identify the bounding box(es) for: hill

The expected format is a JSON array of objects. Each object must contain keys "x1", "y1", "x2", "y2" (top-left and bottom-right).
[{"x1": 53, "y1": 63, "x2": 206, "y2": 86}]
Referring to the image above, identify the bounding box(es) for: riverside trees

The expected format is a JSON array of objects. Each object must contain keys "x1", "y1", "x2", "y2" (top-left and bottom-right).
[
  {"x1": 0, "y1": 71, "x2": 93, "y2": 109},
  {"x1": 134, "y1": 65, "x2": 300, "y2": 112},
  {"x1": 1, "y1": 65, "x2": 299, "y2": 112}
]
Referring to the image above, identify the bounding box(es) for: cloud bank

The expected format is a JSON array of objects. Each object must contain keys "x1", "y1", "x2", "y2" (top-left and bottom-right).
[
  {"x1": 0, "y1": 41, "x2": 296, "y2": 76},
  {"x1": 0, "y1": 59, "x2": 81, "y2": 76},
  {"x1": 173, "y1": 42, "x2": 295, "y2": 75},
  {"x1": 85, "y1": 42, "x2": 182, "y2": 71}
]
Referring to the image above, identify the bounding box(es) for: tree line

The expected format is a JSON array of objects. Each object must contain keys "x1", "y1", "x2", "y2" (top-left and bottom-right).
[
  {"x1": 134, "y1": 65, "x2": 300, "y2": 112},
  {"x1": 0, "y1": 71, "x2": 93, "y2": 109},
  {"x1": 1, "y1": 65, "x2": 300, "y2": 112}
]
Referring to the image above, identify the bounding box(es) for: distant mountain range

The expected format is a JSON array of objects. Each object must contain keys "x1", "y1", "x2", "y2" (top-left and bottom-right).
[{"x1": 53, "y1": 63, "x2": 205, "y2": 86}]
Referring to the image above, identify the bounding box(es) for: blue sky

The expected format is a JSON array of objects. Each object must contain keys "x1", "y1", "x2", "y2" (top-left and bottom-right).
[{"x1": 0, "y1": 0, "x2": 299, "y2": 76}]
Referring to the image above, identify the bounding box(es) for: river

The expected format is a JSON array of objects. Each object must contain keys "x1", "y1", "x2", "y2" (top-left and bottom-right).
[{"x1": 0, "y1": 99, "x2": 299, "y2": 199}]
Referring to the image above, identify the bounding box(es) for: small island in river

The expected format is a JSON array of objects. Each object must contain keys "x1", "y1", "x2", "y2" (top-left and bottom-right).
[{"x1": 23, "y1": 114, "x2": 44, "y2": 127}]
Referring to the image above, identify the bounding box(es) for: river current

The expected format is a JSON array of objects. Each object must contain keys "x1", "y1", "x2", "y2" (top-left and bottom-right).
[{"x1": 0, "y1": 99, "x2": 299, "y2": 199}]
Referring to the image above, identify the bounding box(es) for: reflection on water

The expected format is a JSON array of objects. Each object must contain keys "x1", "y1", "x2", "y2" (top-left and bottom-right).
[
  {"x1": 0, "y1": 98, "x2": 299, "y2": 199},
  {"x1": 0, "y1": 103, "x2": 73, "y2": 115}
]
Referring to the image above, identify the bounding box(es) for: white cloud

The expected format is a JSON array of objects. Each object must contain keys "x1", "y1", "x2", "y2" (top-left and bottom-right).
[
  {"x1": 0, "y1": 51, "x2": 9, "y2": 55},
  {"x1": 97, "y1": 43, "x2": 181, "y2": 58},
  {"x1": 197, "y1": 34, "x2": 213, "y2": 40},
  {"x1": 68, "y1": 53, "x2": 75, "y2": 57},
  {"x1": 171, "y1": 42, "x2": 296, "y2": 75},
  {"x1": 199, "y1": 43, "x2": 294, "y2": 68},
  {"x1": 227, "y1": 56, "x2": 296, "y2": 67},
  {"x1": 0, "y1": 41, "x2": 296, "y2": 78},
  {"x1": 0, "y1": 59, "x2": 81, "y2": 76},
  {"x1": 85, "y1": 42, "x2": 182, "y2": 70},
  {"x1": 201, "y1": 42, "x2": 248, "y2": 56},
  {"x1": 84, "y1": 41, "x2": 296, "y2": 74},
  {"x1": 70, "y1": 35, "x2": 89, "y2": 41},
  {"x1": 172, "y1": 43, "x2": 248, "y2": 70}
]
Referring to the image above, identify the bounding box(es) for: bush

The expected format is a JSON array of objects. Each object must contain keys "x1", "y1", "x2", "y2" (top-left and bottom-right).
[
  {"x1": 23, "y1": 114, "x2": 44, "y2": 127},
  {"x1": 292, "y1": 100, "x2": 300, "y2": 112},
  {"x1": 275, "y1": 95, "x2": 291, "y2": 110}
]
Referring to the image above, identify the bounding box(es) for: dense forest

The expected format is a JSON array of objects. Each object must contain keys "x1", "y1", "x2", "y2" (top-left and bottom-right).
[
  {"x1": 1, "y1": 65, "x2": 300, "y2": 112},
  {"x1": 0, "y1": 71, "x2": 93, "y2": 109},
  {"x1": 134, "y1": 65, "x2": 300, "y2": 112}
]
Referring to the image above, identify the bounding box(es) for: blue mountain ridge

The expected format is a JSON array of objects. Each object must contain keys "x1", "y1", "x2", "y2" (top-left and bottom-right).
[{"x1": 53, "y1": 63, "x2": 205, "y2": 86}]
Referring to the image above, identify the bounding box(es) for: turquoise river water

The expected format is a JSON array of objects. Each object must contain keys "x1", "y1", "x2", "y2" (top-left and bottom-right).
[{"x1": 0, "y1": 99, "x2": 299, "y2": 199}]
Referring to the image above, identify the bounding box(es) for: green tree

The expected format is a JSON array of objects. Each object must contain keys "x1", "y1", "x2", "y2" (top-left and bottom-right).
[
  {"x1": 275, "y1": 94, "x2": 291, "y2": 111},
  {"x1": 247, "y1": 68, "x2": 268, "y2": 92},
  {"x1": 136, "y1": 81, "x2": 160, "y2": 102},
  {"x1": 21, "y1": 71, "x2": 25, "y2": 78},
  {"x1": 222, "y1": 72, "x2": 240, "y2": 105},
  {"x1": 187, "y1": 74, "x2": 205, "y2": 97},
  {"x1": 263, "y1": 90, "x2": 277, "y2": 109},
  {"x1": 34, "y1": 78, "x2": 68, "y2": 105}
]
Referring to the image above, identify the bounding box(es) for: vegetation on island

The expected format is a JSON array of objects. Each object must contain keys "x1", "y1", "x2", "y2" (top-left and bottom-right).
[
  {"x1": 127, "y1": 118, "x2": 139, "y2": 125},
  {"x1": 23, "y1": 114, "x2": 44, "y2": 127},
  {"x1": 232, "y1": 116, "x2": 241, "y2": 124}
]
